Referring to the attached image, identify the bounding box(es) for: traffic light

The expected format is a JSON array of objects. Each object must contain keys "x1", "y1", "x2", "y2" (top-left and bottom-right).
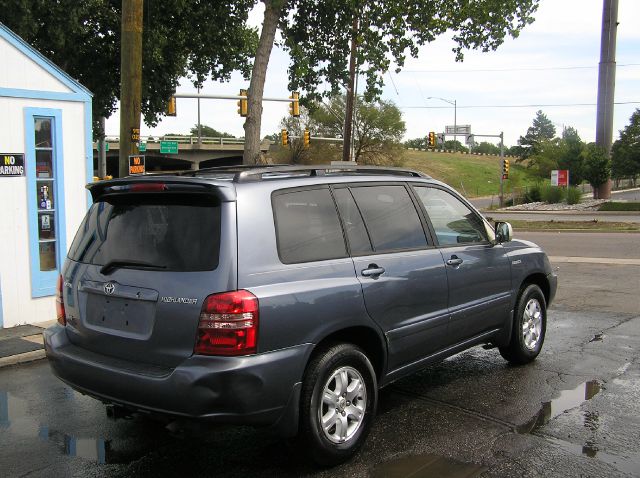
[
  {"x1": 428, "y1": 131, "x2": 436, "y2": 148},
  {"x1": 238, "y1": 89, "x2": 248, "y2": 117},
  {"x1": 502, "y1": 158, "x2": 510, "y2": 179},
  {"x1": 281, "y1": 128, "x2": 288, "y2": 146},
  {"x1": 303, "y1": 129, "x2": 310, "y2": 148},
  {"x1": 167, "y1": 96, "x2": 177, "y2": 116},
  {"x1": 289, "y1": 92, "x2": 300, "y2": 117}
]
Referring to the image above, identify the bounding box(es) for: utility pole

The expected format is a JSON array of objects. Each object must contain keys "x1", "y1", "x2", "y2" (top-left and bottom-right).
[
  {"x1": 98, "y1": 117, "x2": 107, "y2": 178},
  {"x1": 118, "y1": 0, "x2": 144, "y2": 178},
  {"x1": 595, "y1": 0, "x2": 618, "y2": 199},
  {"x1": 499, "y1": 132, "x2": 504, "y2": 208},
  {"x1": 342, "y1": 15, "x2": 359, "y2": 162}
]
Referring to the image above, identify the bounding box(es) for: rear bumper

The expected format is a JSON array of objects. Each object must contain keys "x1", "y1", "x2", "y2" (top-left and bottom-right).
[{"x1": 44, "y1": 325, "x2": 310, "y2": 434}]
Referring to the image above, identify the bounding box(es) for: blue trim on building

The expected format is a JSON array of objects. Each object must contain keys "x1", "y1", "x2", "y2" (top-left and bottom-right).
[
  {"x1": 0, "y1": 22, "x2": 92, "y2": 98},
  {"x1": 84, "y1": 99, "x2": 94, "y2": 206},
  {"x1": 0, "y1": 273, "x2": 4, "y2": 328},
  {"x1": 24, "y1": 107, "x2": 67, "y2": 298},
  {"x1": 0, "y1": 87, "x2": 89, "y2": 102}
]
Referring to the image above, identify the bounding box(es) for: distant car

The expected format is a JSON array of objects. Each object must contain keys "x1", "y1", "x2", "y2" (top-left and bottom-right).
[{"x1": 45, "y1": 165, "x2": 557, "y2": 465}]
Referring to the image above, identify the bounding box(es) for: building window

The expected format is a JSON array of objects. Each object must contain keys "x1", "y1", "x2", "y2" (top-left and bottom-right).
[{"x1": 24, "y1": 108, "x2": 66, "y2": 297}]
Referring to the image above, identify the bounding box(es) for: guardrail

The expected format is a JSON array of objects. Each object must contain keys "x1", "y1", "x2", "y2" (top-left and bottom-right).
[{"x1": 103, "y1": 136, "x2": 248, "y2": 145}]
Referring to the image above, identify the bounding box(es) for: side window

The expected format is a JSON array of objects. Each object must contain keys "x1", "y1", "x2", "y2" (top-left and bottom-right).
[
  {"x1": 350, "y1": 185, "x2": 428, "y2": 253},
  {"x1": 333, "y1": 188, "x2": 373, "y2": 255},
  {"x1": 273, "y1": 188, "x2": 347, "y2": 264},
  {"x1": 414, "y1": 187, "x2": 488, "y2": 246}
]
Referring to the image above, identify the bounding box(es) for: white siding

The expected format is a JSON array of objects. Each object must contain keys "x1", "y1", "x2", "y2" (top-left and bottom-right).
[
  {"x1": 0, "y1": 97, "x2": 89, "y2": 327},
  {"x1": 0, "y1": 36, "x2": 72, "y2": 93}
]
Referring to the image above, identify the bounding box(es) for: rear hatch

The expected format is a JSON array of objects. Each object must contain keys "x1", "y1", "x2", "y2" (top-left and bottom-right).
[{"x1": 62, "y1": 179, "x2": 237, "y2": 368}]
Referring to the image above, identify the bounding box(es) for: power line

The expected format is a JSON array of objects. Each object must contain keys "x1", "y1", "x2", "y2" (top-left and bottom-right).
[
  {"x1": 400, "y1": 101, "x2": 640, "y2": 109},
  {"x1": 401, "y1": 63, "x2": 640, "y2": 73}
]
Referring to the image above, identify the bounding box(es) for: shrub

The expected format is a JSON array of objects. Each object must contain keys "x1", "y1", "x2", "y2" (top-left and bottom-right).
[
  {"x1": 566, "y1": 186, "x2": 581, "y2": 205},
  {"x1": 599, "y1": 202, "x2": 640, "y2": 211},
  {"x1": 540, "y1": 185, "x2": 564, "y2": 203},
  {"x1": 523, "y1": 185, "x2": 541, "y2": 203}
]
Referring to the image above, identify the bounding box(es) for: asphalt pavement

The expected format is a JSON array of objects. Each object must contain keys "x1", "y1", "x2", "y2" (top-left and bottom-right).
[{"x1": 1, "y1": 232, "x2": 639, "y2": 477}]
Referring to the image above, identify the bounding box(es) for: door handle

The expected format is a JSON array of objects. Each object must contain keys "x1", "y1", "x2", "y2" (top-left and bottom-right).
[
  {"x1": 361, "y1": 265, "x2": 385, "y2": 277},
  {"x1": 446, "y1": 256, "x2": 464, "y2": 267}
]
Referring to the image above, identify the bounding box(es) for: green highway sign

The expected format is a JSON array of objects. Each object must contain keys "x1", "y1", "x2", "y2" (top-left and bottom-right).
[
  {"x1": 160, "y1": 141, "x2": 178, "y2": 154},
  {"x1": 105, "y1": 142, "x2": 109, "y2": 152},
  {"x1": 139, "y1": 142, "x2": 147, "y2": 152}
]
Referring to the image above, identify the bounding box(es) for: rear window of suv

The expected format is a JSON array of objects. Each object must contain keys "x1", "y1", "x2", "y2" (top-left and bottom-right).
[{"x1": 68, "y1": 194, "x2": 220, "y2": 271}]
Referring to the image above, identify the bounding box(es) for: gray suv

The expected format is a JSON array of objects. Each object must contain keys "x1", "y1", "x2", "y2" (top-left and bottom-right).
[{"x1": 45, "y1": 165, "x2": 557, "y2": 465}]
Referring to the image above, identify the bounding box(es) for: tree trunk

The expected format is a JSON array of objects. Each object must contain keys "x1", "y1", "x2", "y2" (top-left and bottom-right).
[{"x1": 243, "y1": 0, "x2": 284, "y2": 165}]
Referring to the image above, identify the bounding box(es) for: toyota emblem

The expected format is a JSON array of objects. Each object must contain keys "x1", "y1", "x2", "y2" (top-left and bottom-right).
[{"x1": 104, "y1": 282, "x2": 115, "y2": 295}]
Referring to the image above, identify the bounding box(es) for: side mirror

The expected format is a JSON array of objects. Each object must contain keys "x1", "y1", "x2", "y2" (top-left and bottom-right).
[{"x1": 495, "y1": 221, "x2": 513, "y2": 243}]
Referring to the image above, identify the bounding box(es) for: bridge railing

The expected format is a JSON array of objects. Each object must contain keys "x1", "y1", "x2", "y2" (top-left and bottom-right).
[{"x1": 103, "y1": 135, "x2": 248, "y2": 145}]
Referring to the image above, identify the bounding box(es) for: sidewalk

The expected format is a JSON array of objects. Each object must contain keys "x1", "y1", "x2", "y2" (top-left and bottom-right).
[{"x1": 0, "y1": 320, "x2": 55, "y2": 368}]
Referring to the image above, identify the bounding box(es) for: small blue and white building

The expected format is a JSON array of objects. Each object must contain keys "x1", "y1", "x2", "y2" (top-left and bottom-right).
[{"x1": 0, "y1": 23, "x2": 93, "y2": 328}]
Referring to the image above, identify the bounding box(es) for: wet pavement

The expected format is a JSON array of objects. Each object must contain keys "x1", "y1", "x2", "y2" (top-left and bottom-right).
[{"x1": 1, "y1": 233, "x2": 639, "y2": 477}]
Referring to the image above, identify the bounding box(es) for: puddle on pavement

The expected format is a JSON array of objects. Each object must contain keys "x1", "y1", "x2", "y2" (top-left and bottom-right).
[
  {"x1": 514, "y1": 379, "x2": 640, "y2": 474},
  {"x1": 544, "y1": 436, "x2": 640, "y2": 476},
  {"x1": 372, "y1": 453, "x2": 485, "y2": 478},
  {"x1": 1, "y1": 390, "x2": 141, "y2": 464},
  {"x1": 516, "y1": 379, "x2": 601, "y2": 434}
]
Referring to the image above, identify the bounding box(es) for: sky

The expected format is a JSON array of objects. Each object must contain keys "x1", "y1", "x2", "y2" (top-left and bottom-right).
[{"x1": 105, "y1": 0, "x2": 640, "y2": 148}]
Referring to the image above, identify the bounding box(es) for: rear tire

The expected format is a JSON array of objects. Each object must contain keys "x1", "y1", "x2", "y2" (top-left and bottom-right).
[
  {"x1": 499, "y1": 284, "x2": 546, "y2": 365},
  {"x1": 299, "y1": 343, "x2": 377, "y2": 466}
]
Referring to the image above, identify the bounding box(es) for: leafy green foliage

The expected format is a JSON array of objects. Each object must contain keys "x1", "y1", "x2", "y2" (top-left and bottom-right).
[
  {"x1": 443, "y1": 140, "x2": 468, "y2": 152},
  {"x1": 405, "y1": 137, "x2": 428, "y2": 149},
  {"x1": 565, "y1": 186, "x2": 581, "y2": 205},
  {"x1": 189, "y1": 125, "x2": 236, "y2": 138},
  {"x1": 558, "y1": 126, "x2": 585, "y2": 185},
  {"x1": 473, "y1": 142, "x2": 501, "y2": 155},
  {"x1": 280, "y1": 0, "x2": 540, "y2": 103},
  {"x1": 309, "y1": 95, "x2": 406, "y2": 165},
  {"x1": 611, "y1": 109, "x2": 640, "y2": 181},
  {"x1": 516, "y1": 110, "x2": 556, "y2": 159},
  {"x1": 599, "y1": 202, "x2": 640, "y2": 211},
  {"x1": 540, "y1": 184, "x2": 564, "y2": 204},
  {"x1": 582, "y1": 143, "x2": 611, "y2": 188},
  {"x1": 0, "y1": 0, "x2": 258, "y2": 134}
]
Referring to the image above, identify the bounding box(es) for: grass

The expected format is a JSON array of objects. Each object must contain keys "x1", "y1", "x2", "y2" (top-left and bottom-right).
[
  {"x1": 403, "y1": 150, "x2": 538, "y2": 197},
  {"x1": 504, "y1": 219, "x2": 640, "y2": 232},
  {"x1": 598, "y1": 202, "x2": 640, "y2": 211}
]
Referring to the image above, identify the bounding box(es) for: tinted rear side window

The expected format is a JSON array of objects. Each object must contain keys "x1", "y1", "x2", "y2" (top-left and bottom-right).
[
  {"x1": 273, "y1": 188, "x2": 347, "y2": 264},
  {"x1": 333, "y1": 188, "x2": 373, "y2": 255},
  {"x1": 350, "y1": 185, "x2": 428, "y2": 252},
  {"x1": 68, "y1": 194, "x2": 220, "y2": 271}
]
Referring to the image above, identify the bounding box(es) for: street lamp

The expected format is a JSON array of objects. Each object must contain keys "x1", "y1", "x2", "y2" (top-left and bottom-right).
[{"x1": 427, "y1": 96, "x2": 457, "y2": 145}]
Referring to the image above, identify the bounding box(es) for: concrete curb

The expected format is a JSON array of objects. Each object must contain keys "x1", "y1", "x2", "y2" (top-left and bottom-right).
[
  {"x1": 483, "y1": 210, "x2": 640, "y2": 216},
  {"x1": 0, "y1": 348, "x2": 46, "y2": 368}
]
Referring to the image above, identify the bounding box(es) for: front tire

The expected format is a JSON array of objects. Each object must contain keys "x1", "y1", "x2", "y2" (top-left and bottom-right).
[
  {"x1": 299, "y1": 343, "x2": 377, "y2": 466},
  {"x1": 499, "y1": 284, "x2": 547, "y2": 365}
]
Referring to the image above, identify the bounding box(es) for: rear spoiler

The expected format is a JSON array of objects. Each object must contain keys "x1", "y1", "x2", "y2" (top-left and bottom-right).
[{"x1": 86, "y1": 177, "x2": 236, "y2": 202}]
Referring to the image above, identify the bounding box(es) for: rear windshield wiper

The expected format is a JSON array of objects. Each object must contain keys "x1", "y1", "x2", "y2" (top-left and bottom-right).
[{"x1": 100, "y1": 260, "x2": 167, "y2": 275}]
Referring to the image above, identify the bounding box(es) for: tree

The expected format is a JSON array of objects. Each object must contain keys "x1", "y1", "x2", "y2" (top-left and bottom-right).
[
  {"x1": 582, "y1": 143, "x2": 611, "y2": 198},
  {"x1": 309, "y1": 95, "x2": 406, "y2": 165},
  {"x1": 527, "y1": 138, "x2": 563, "y2": 180},
  {"x1": 516, "y1": 110, "x2": 556, "y2": 159},
  {"x1": 189, "y1": 125, "x2": 236, "y2": 138},
  {"x1": 443, "y1": 140, "x2": 468, "y2": 153},
  {"x1": 405, "y1": 137, "x2": 427, "y2": 149},
  {"x1": 243, "y1": 0, "x2": 541, "y2": 164},
  {"x1": 611, "y1": 109, "x2": 640, "y2": 185},
  {"x1": 1, "y1": 0, "x2": 258, "y2": 134},
  {"x1": 474, "y1": 142, "x2": 501, "y2": 155},
  {"x1": 557, "y1": 126, "x2": 585, "y2": 185}
]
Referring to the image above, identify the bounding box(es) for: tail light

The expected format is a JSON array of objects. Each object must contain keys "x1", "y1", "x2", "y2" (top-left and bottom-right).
[
  {"x1": 194, "y1": 290, "x2": 259, "y2": 356},
  {"x1": 56, "y1": 275, "x2": 66, "y2": 326}
]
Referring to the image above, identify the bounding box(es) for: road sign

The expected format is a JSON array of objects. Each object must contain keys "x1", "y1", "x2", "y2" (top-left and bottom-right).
[
  {"x1": 139, "y1": 142, "x2": 147, "y2": 152},
  {"x1": 160, "y1": 141, "x2": 178, "y2": 154},
  {"x1": 551, "y1": 169, "x2": 569, "y2": 187},
  {"x1": 445, "y1": 124, "x2": 471, "y2": 135},
  {"x1": 128, "y1": 155, "x2": 145, "y2": 175},
  {"x1": 130, "y1": 127, "x2": 140, "y2": 142},
  {"x1": 105, "y1": 142, "x2": 109, "y2": 152}
]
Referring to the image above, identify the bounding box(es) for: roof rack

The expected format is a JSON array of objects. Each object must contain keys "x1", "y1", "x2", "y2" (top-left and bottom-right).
[{"x1": 178, "y1": 164, "x2": 430, "y2": 183}]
